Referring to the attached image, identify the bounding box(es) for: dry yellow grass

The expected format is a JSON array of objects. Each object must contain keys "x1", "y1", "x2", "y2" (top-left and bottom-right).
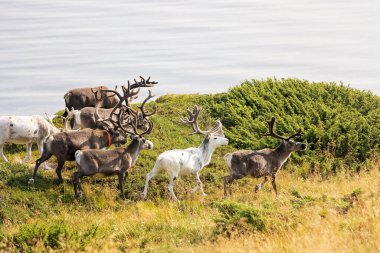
[{"x1": 185, "y1": 162, "x2": 380, "y2": 253}]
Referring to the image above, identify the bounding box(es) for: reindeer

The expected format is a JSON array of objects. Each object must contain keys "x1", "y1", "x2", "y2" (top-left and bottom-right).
[
  {"x1": 63, "y1": 85, "x2": 118, "y2": 116},
  {"x1": 223, "y1": 117, "x2": 307, "y2": 198},
  {"x1": 0, "y1": 115, "x2": 61, "y2": 170},
  {"x1": 63, "y1": 76, "x2": 156, "y2": 117},
  {"x1": 29, "y1": 77, "x2": 157, "y2": 184},
  {"x1": 73, "y1": 102, "x2": 155, "y2": 198},
  {"x1": 142, "y1": 106, "x2": 228, "y2": 201}
]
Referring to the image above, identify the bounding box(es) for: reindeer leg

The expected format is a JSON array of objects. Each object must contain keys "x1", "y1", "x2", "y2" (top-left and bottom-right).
[
  {"x1": 142, "y1": 165, "x2": 159, "y2": 199},
  {"x1": 271, "y1": 174, "x2": 278, "y2": 195},
  {"x1": 117, "y1": 171, "x2": 128, "y2": 190},
  {"x1": 255, "y1": 176, "x2": 268, "y2": 193},
  {"x1": 0, "y1": 144, "x2": 9, "y2": 162},
  {"x1": 123, "y1": 171, "x2": 128, "y2": 185},
  {"x1": 224, "y1": 174, "x2": 245, "y2": 198},
  {"x1": 224, "y1": 175, "x2": 236, "y2": 198},
  {"x1": 193, "y1": 172, "x2": 206, "y2": 196},
  {"x1": 168, "y1": 176, "x2": 178, "y2": 201},
  {"x1": 223, "y1": 176, "x2": 230, "y2": 198},
  {"x1": 192, "y1": 173, "x2": 199, "y2": 193},
  {"x1": 22, "y1": 143, "x2": 32, "y2": 163},
  {"x1": 37, "y1": 142, "x2": 52, "y2": 170},
  {"x1": 72, "y1": 171, "x2": 83, "y2": 198},
  {"x1": 55, "y1": 160, "x2": 65, "y2": 184},
  {"x1": 118, "y1": 172, "x2": 126, "y2": 199},
  {"x1": 29, "y1": 152, "x2": 53, "y2": 184}
]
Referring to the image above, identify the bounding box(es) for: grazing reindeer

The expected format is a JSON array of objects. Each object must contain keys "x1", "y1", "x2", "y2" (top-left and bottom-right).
[
  {"x1": 142, "y1": 106, "x2": 228, "y2": 201},
  {"x1": 63, "y1": 76, "x2": 157, "y2": 116},
  {"x1": 73, "y1": 103, "x2": 155, "y2": 198},
  {"x1": 0, "y1": 115, "x2": 61, "y2": 170},
  {"x1": 29, "y1": 77, "x2": 157, "y2": 184},
  {"x1": 223, "y1": 117, "x2": 307, "y2": 198},
  {"x1": 63, "y1": 85, "x2": 118, "y2": 116}
]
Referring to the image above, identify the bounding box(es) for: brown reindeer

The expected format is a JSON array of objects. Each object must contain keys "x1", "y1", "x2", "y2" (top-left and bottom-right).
[
  {"x1": 73, "y1": 104, "x2": 155, "y2": 198},
  {"x1": 63, "y1": 76, "x2": 157, "y2": 116},
  {"x1": 63, "y1": 85, "x2": 117, "y2": 117},
  {"x1": 223, "y1": 117, "x2": 307, "y2": 198}
]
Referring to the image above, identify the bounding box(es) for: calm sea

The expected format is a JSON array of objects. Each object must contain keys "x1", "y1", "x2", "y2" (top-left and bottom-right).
[{"x1": 0, "y1": 0, "x2": 379, "y2": 115}]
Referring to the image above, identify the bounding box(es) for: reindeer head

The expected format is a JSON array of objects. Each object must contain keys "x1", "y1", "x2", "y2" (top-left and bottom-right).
[
  {"x1": 108, "y1": 128, "x2": 127, "y2": 145},
  {"x1": 130, "y1": 135, "x2": 154, "y2": 150},
  {"x1": 180, "y1": 105, "x2": 229, "y2": 147},
  {"x1": 262, "y1": 117, "x2": 307, "y2": 151}
]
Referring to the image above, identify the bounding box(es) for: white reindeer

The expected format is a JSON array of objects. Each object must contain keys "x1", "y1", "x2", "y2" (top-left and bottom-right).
[
  {"x1": 142, "y1": 106, "x2": 228, "y2": 201},
  {"x1": 0, "y1": 115, "x2": 61, "y2": 169}
]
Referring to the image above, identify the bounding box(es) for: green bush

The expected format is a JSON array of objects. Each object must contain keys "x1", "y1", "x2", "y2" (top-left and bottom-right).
[
  {"x1": 212, "y1": 201, "x2": 266, "y2": 237},
  {"x1": 207, "y1": 78, "x2": 380, "y2": 173},
  {"x1": 13, "y1": 221, "x2": 99, "y2": 252}
]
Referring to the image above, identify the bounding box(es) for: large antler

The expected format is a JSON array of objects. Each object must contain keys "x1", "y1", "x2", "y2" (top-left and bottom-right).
[
  {"x1": 115, "y1": 98, "x2": 155, "y2": 137},
  {"x1": 92, "y1": 76, "x2": 157, "y2": 131},
  {"x1": 117, "y1": 109, "x2": 154, "y2": 137},
  {"x1": 262, "y1": 117, "x2": 303, "y2": 141},
  {"x1": 101, "y1": 87, "x2": 157, "y2": 136},
  {"x1": 180, "y1": 105, "x2": 224, "y2": 136},
  {"x1": 130, "y1": 76, "x2": 157, "y2": 89},
  {"x1": 137, "y1": 90, "x2": 157, "y2": 118}
]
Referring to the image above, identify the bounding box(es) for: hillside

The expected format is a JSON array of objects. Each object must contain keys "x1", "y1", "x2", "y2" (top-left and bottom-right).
[
  {"x1": 208, "y1": 78, "x2": 380, "y2": 172},
  {"x1": 1, "y1": 78, "x2": 380, "y2": 252}
]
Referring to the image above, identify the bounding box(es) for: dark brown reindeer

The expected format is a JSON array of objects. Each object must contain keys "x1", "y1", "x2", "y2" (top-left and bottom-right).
[
  {"x1": 63, "y1": 76, "x2": 157, "y2": 117},
  {"x1": 223, "y1": 117, "x2": 307, "y2": 198},
  {"x1": 73, "y1": 102, "x2": 155, "y2": 198},
  {"x1": 63, "y1": 85, "x2": 118, "y2": 117},
  {"x1": 29, "y1": 77, "x2": 157, "y2": 184}
]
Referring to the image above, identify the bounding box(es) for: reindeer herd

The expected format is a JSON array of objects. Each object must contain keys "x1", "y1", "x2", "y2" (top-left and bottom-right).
[{"x1": 0, "y1": 76, "x2": 307, "y2": 201}]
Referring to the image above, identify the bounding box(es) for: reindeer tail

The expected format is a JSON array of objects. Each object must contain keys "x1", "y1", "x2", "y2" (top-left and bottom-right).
[
  {"x1": 224, "y1": 153, "x2": 233, "y2": 170},
  {"x1": 75, "y1": 150, "x2": 82, "y2": 166}
]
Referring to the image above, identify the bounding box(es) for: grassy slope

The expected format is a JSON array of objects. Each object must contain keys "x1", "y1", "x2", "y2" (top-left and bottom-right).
[{"x1": 0, "y1": 79, "x2": 380, "y2": 252}]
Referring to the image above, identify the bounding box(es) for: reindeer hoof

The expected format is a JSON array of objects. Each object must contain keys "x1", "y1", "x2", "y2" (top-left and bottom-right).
[
  {"x1": 254, "y1": 184, "x2": 261, "y2": 193},
  {"x1": 141, "y1": 193, "x2": 147, "y2": 200},
  {"x1": 28, "y1": 178, "x2": 35, "y2": 185},
  {"x1": 75, "y1": 192, "x2": 82, "y2": 198},
  {"x1": 202, "y1": 193, "x2": 208, "y2": 197}
]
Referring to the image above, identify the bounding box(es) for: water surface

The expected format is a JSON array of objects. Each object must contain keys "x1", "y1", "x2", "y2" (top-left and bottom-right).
[{"x1": 0, "y1": 0, "x2": 379, "y2": 115}]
